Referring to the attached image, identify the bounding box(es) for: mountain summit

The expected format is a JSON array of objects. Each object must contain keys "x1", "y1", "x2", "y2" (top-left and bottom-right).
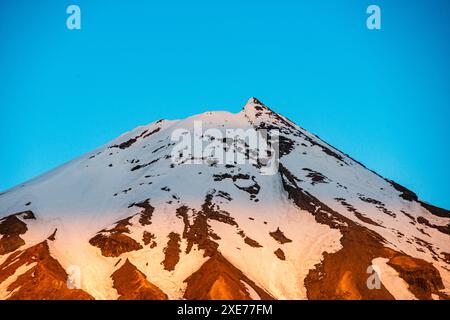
[{"x1": 0, "y1": 98, "x2": 449, "y2": 300}]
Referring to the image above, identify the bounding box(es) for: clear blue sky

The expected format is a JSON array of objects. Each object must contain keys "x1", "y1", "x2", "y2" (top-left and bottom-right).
[{"x1": 1, "y1": 0, "x2": 449, "y2": 209}]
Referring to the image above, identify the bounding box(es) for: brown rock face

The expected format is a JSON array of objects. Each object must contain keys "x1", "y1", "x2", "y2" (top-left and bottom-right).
[
  {"x1": 129, "y1": 199, "x2": 154, "y2": 226},
  {"x1": 419, "y1": 201, "x2": 450, "y2": 218},
  {"x1": 109, "y1": 127, "x2": 160, "y2": 150},
  {"x1": 176, "y1": 192, "x2": 267, "y2": 258},
  {"x1": 279, "y1": 164, "x2": 447, "y2": 300},
  {"x1": 111, "y1": 259, "x2": 168, "y2": 300},
  {"x1": 0, "y1": 241, "x2": 93, "y2": 300},
  {"x1": 387, "y1": 254, "x2": 445, "y2": 300},
  {"x1": 89, "y1": 233, "x2": 143, "y2": 258},
  {"x1": 89, "y1": 200, "x2": 158, "y2": 257},
  {"x1": 89, "y1": 215, "x2": 143, "y2": 257},
  {"x1": 274, "y1": 248, "x2": 286, "y2": 260},
  {"x1": 416, "y1": 216, "x2": 450, "y2": 236},
  {"x1": 243, "y1": 236, "x2": 262, "y2": 248},
  {"x1": 269, "y1": 228, "x2": 292, "y2": 244},
  {"x1": 280, "y1": 164, "x2": 391, "y2": 299},
  {"x1": 175, "y1": 195, "x2": 276, "y2": 300},
  {"x1": 0, "y1": 211, "x2": 36, "y2": 255},
  {"x1": 177, "y1": 194, "x2": 237, "y2": 257},
  {"x1": 0, "y1": 235, "x2": 25, "y2": 256},
  {"x1": 162, "y1": 232, "x2": 181, "y2": 271},
  {"x1": 142, "y1": 231, "x2": 156, "y2": 247},
  {"x1": 184, "y1": 253, "x2": 274, "y2": 300},
  {"x1": 335, "y1": 197, "x2": 384, "y2": 227},
  {"x1": 305, "y1": 229, "x2": 396, "y2": 300}
]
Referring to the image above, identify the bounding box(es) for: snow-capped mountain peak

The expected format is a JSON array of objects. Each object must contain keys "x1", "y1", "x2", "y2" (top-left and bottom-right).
[{"x1": 0, "y1": 98, "x2": 449, "y2": 300}]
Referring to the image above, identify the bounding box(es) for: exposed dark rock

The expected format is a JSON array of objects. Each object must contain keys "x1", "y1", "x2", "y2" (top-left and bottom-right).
[
  {"x1": 131, "y1": 158, "x2": 160, "y2": 171},
  {"x1": 47, "y1": 228, "x2": 57, "y2": 241},
  {"x1": 213, "y1": 173, "x2": 250, "y2": 182},
  {"x1": 417, "y1": 216, "x2": 450, "y2": 236},
  {"x1": 142, "y1": 127, "x2": 161, "y2": 139},
  {"x1": 213, "y1": 174, "x2": 260, "y2": 195},
  {"x1": 89, "y1": 233, "x2": 143, "y2": 258},
  {"x1": 274, "y1": 248, "x2": 286, "y2": 260},
  {"x1": 0, "y1": 211, "x2": 36, "y2": 255},
  {"x1": 302, "y1": 168, "x2": 330, "y2": 185},
  {"x1": 216, "y1": 191, "x2": 232, "y2": 201},
  {"x1": 0, "y1": 241, "x2": 94, "y2": 300},
  {"x1": 112, "y1": 259, "x2": 168, "y2": 300},
  {"x1": 89, "y1": 215, "x2": 143, "y2": 257},
  {"x1": 183, "y1": 253, "x2": 274, "y2": 300},
  {"x1": 387, "y1": 254, "x2": 445, "y2": 300},
  {"x1": 419, "y1": 201, "x2": 450, "y2": 218},
  {"x1": 92, "y1": 199, "x2": 155, "y2": 257},
  {"x1": 243, "y1": 236, "x2": 262, "y2": 248},
  {"x1": 442, "y1": 253, "x2": 450, "y2": 265},
  {"x1": 110, "y1": 127, "x2": 161, "y2": 150},
  {"x1": 110, "y1": 131, "x2": 147, "y2": 150},
  {"x1": 142, "y1": 231, "x2": 156, "y2": 247},
  {"x1": 335, "y1": 198, "x2": 384, "y2": 228},
  {"x1": 269, "y1": 228, "x2": 292, "y2": 244},
  {"x1": 401, "y1": 210, "x2": 416, "y2": 225},
  {"x1": 358, "y1": 196, "x2": 396, "y2": 218},
  {"x1": 162, "y1": 232, "x2": 181, "y2": 271},
  {"x1": 179, "y1": 193, "x2": 238, "y2": 257},
  {"x1": 279, "y1": 164, "x2": 446, "y2": 300},
  {"x1": 388, "y1": 180, "x2": 418, "y2": 202},
  {"x1": 131, "y1": 199, "x2": 154, "y2": 226},
  {"x1": 278, "y1": 135, "x2": 295, "y2": 156}
]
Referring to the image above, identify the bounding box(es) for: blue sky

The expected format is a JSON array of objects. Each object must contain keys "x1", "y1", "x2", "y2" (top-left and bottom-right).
[{"x1": 0, "y1": 0, "x2": 449, "y2": 209}]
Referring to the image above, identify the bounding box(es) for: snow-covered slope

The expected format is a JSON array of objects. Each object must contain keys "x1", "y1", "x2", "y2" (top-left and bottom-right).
[{"x1": 0, "y1": 98, "x2": 449, "y2": 300}]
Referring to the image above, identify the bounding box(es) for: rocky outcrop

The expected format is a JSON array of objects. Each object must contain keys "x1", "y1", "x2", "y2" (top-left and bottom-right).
[
  {"x1": 1, "y1": 98, "x2": 449, "y2": 300},
  {"x1": 0, "y1": 211, "x2": 35, "y2": 255},
  {"x1": 89, "y1": 233, "x2": 143, "y2": 257},
  {"x1": 111, "y1": 259, "x2": 167, "y2": 300},
  {"x1": 161, "y1": 232, "x2": 181, "y2": 271},
  {"x1": 0, "y1": 241, "x2": 93, "y2": 300},
  {"x1": 184, "y1": 253, "x2": 274, "y2": 300},
  {"x1": 279, "y1": 164, "x2": 447, "y2": 300},
  {"x1": 269, "y1": 228, "x2": 292, "y2": 244},
  {"x1": 387, "y1": 254, "x2": 445, "y2": 300},
  {"x1": 177, "y1": 193, "x2": 237, "y2": 257},
  {"x1": 89, "y1": 215, "x2": 142, "y2": 257},
  {"x1": 274, "y1": 248, "x2": 286, "y2": 260},
  {"x1": 89, "y1": 201, "x2": 157, "y2": 257},
  {"x1": 109, "y1": 127, "x2": 160, "y2": 150},
  {"x1": 142, "y1": 231, "x2": 157, "y2": 248}
]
